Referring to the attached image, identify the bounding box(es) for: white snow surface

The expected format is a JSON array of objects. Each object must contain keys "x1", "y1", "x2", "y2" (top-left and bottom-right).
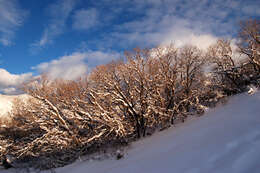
[
  {"x1": 0, "y1": 94, "x2": 30, "y2": 119},
  {"x1": 3, "y1": 91, "x2": 260, "y2": 173}
]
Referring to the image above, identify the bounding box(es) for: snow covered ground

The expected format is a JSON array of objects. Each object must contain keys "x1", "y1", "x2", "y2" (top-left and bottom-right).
[
  {"x1": 0, "y1": 94, "x2": 30, "y2": 120},
  {"x1": 3, "y1": 91, "x2": 260, "y2": 173},
  {"x1": 0, "y1": 95, "x2": 14, "y2": 119}
]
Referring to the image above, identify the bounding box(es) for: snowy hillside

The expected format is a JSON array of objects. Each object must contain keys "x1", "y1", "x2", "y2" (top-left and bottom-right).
[
  {"x1": 0, "y1": 95, "x2": 14, "y2": 119},
  {"x1": 0, "y1": 94, "x2": 30, "y2": 120},
  {"x1": 2, "y1": 91, "x2": 260, "y2": 173}
]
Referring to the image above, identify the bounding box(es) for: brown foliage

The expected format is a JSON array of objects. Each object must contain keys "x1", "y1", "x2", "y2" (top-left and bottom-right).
[{"x1": 1, "y1": 19, "x2": 259, "y2": 170}]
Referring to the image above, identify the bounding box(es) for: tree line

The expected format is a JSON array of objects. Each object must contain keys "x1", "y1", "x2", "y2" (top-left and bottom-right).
[{"x1": 0, "y1": 19, "x2": 259, "y2": 170}]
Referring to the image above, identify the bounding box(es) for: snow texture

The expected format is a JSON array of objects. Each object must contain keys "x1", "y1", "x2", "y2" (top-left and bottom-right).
[
  {"x1": 0, "y1": 94, "x2": 30, "y2": 119},
  {"x1": 2, "y1": 91, "x2": 260, "y2": 173}
]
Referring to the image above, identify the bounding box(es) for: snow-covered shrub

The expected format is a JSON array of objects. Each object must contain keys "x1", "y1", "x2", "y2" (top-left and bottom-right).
[{"x1": 1, "y1": 19, "x2": 258, "y2": 170}]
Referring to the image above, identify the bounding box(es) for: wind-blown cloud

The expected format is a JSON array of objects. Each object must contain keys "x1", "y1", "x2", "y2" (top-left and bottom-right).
[
  {"x1": 73, "y1": 8, "x2": 99, "y2": 30},
  {"x1": 0, "y1": 0, "x2": 28, "y2": 46},
  {"x1": 161, "y1": 28, "x2": 218, "y2": 50},
  {"x1": 85, "y1": 0, "x2": 259, "y2": 50},
  {"x1": 32, "y1": 51, "x2": 120, "y2": 80},
  {"x1": 32, "y1": 0, "x2": 78, "y2": 50},
  {"x1": 33, "y1": 53, "x2": 88, "y2": 80},
  {"x1": 30, "y1": 0, "x2": 259, "y2": 53},
  {"x1": 0, "y1": 68, "x2": 33, "y2": 95}
]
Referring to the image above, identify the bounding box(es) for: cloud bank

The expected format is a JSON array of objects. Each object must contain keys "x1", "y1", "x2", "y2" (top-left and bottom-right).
[
  {"x1": 32, "y1": 51, "x2": 120, "y2": 80},
  {"x1": 78, "y1": 0, "x2": 259, "y2": 50},
  {"x1": 0, "y1": 68, "x2": 33, "y2": 95}
]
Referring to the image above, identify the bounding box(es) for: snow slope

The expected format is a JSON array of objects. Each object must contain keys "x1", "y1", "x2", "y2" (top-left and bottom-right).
[
  {"x1": 3, "y1": 91, "x2": 260, "y2": 173},
  {"x1": 0, "y1": 94, "x2": 30, "y2": 120},
  {"x1": 0, "y1": 95, "x2": 14, "y2": 118}
]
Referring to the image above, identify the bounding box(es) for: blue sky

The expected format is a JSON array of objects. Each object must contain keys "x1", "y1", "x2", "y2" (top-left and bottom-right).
[{"x1": 0, "y1": 0, "x2": 259, "y2": 94}]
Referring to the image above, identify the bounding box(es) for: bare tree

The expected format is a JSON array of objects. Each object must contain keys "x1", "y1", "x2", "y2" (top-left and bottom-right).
[
  {"x1": 89, "y1": 49, "x2": 155, "y2": 138},
  {"x1": 2, "y1": 41, "x2": 247, "y2": 170},
  {"x1": 238, "y1": 19, "x2": 260, "y2": 72},
  {"x1": 0, "y1": 74, "x2": 132, "y2": 169},
  {"x1": 207, "y1": 39, "x2": 244, "y2": 93},
  {"x1": 174, "y1": 45, "x2": 207, "y2": 114}
]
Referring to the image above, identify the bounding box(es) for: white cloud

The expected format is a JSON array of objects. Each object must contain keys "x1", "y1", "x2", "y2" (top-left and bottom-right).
[
  {"x1": 73, "y1": 8, "x2": 99, "y2": 30},
  {"x1": 0, "y1": 87, "x2": 19, "y2": 95},
  {"x1": 111, "y1": 17, "x2": 219, "y2": 50},
  {"x1": 0, "y1": 0, "x2": 28, "y2": 46},
  {"x1": 33, "y1": 53, "x2": 88, "y2": 80},
  {"x1": 32, "y1": 51, "x2": 120, "y2": 80},
  {"x1": 32, "y1": 0, "x2": 78, "y2": 49},
  {"x1": 96, "y1": 0, "x2": 259, "y2": 50},
  {"x1": 162, "y1": 29, "x2": 218, "y2": 50},
  {"x1": 242, "y1": 5, "x2": 260, "y2": 16},
  {"x1": 0, "y1": 68, "x2": 33, "y2": 95}
]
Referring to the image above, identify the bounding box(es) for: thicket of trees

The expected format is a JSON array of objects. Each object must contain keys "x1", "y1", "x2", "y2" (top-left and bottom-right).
[{"x1": 0, "y1": 19, "x2": 259, "y2": 170}]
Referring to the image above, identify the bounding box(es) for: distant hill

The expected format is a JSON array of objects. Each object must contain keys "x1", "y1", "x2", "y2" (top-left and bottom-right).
[{"x1": 0, "y1": 94, "x2": 30, "y2": 120}]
